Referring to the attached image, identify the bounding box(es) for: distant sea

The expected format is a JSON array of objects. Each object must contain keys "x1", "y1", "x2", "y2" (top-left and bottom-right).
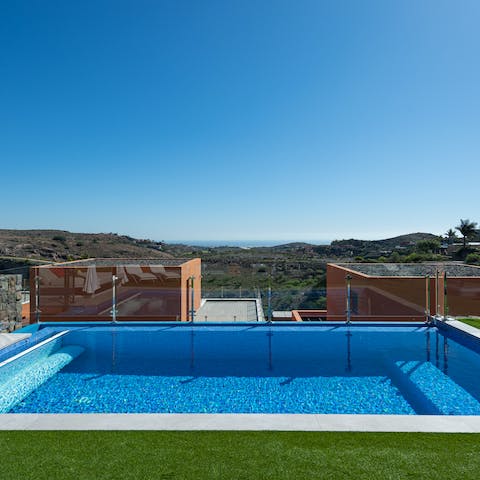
[{"x1": 167, "y1": 240, "x2": 332, "y2": 248}]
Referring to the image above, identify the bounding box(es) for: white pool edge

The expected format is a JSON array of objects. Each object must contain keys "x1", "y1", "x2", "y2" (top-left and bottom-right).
[
  {"x1": 437, "y1": 317, "x2": 480, "y2": 340},
  {"x1": 1, "y1": 413, "x2": 480, "y2": 432},
  {"x1": 0, "y1": 331, "x2": 69, "y2": 369}
]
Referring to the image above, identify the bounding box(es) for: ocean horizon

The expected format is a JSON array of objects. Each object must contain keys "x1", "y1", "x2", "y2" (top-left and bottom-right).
[{"x1": 166, "y1": 240, "x2": 332, "y2": 248}]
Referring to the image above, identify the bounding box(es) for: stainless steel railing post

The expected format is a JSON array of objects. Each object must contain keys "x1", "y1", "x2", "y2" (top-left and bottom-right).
[
  {"x1": 345, "y1": 275, "x2": 352, "y2": 324},
  {"x1": 35, "y1": 274, "x2": 41, "y2": 324},
  {"x1": 444, "y1": 272, "x2": 449, "y2": 319},
  {"x1": 190, "y1": 276, "x2": 195, "y2": 322},
  {"x1": 111, "y1": 274, "x2": 118, "y2": 323},
  {"x1": 425, "y1": 275, "x2": 431, "y2": 323},
  {"x1": 267, "y1": 286, "x2": 272, "y2": 323}
]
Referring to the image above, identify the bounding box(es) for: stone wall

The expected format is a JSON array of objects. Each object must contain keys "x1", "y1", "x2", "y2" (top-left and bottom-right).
[{"x1": 0, "y1": 275, "x2": 23, "y2": 332}]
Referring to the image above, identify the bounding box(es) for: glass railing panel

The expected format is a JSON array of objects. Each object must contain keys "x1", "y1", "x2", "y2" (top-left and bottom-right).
[
  {"x1": 445, "y1": 276, "x2": 480, "y2": 318},
  {"x1": 200, "y1": 257, "x2": 326, "y2": 322},
  {"x1": 10, "y1": 258, "x2": 480, "y2": 326},
  {"x1": 35, "y1": 265, "x2": 115, "y2": 321},
  {"x1": 347, "y1": 272, "x2": 429, "y2": 322},
  {"x1": 114, "y1": 264, "x2": 183, "y2": 321},
  {"x1": 337, "y1": 262, "x2": 480, "y2": 322}
]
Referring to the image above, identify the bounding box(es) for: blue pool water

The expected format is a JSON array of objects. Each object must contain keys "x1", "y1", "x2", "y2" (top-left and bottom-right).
[{"x1": 2, "y1": 324, "x2": 480, "y2": 415}]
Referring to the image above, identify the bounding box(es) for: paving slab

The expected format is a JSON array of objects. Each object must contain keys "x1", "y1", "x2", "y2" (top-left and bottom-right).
[{"x1": 0, "y1": 334, "x2": 31, "y2": 350}]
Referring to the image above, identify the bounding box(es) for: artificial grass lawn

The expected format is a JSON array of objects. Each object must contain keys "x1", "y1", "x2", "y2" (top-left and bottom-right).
[
  {"x1": 458, "y1": 317, "x2": 480, "y2": 329},
  {"x1": 1, "y1": 431, "x2": 479, "y2": 479}
]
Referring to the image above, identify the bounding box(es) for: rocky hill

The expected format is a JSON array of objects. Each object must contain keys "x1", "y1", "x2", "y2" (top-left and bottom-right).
[
  {"x1": 0, "y1": 229, "x2": 172, "y2": 264},
  {"x1": 326, "y1": 232, "x2": 440, "y2": 258}
]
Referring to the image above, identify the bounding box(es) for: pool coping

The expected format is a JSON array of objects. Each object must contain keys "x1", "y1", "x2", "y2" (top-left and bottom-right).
[
  {"x1": 436, "y1": 317, "x2": 480, "y2": 340},
  {"x1": 2, "y1": 319, "x2": 480, "y2": 432},
  {"x1": 1, "y1": 413, "x2": 480, "y2": 432}
]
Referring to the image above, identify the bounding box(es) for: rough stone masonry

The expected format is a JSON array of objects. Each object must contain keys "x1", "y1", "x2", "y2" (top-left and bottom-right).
[{"x1": 0, "y1": 274, "x2": 23, "y2": 332}]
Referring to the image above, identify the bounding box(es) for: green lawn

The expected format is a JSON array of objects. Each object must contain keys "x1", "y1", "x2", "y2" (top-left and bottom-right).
[
  {"x1": 1, "y1": 431, "x2": 480, "y2": 479},
  {"x1": 458, "y1": 317, "x2": 480, "y2": 329}
]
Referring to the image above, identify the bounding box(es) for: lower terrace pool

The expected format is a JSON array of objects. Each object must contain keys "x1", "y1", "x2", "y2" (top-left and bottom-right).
[{"x1": 1, "y1": 323, "x2": 480, "y2": 415}]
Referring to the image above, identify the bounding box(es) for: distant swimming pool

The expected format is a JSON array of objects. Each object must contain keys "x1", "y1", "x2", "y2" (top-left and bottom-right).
[{"x1": 2, "y1": 324, "x2": 480, "y2": 415}]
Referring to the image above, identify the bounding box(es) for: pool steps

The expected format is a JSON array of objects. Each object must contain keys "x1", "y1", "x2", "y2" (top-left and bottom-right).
[
  {"x1": 392, "y1": 361, "x2": 480, "y2": 415},
  {"x1": 0, "y1": 345, "x2": 84, "y2": 413}
]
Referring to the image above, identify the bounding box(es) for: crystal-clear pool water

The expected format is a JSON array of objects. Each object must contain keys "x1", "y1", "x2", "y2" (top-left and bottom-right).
[{"x1": 2, "y1": 324, "x2": 480, "y2": 415}]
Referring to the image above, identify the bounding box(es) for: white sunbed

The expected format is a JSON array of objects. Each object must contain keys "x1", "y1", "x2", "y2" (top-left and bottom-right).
[
  {"x1": 125, "y1": 265, "x2": 158, "y2": 283},
  {"x1": 149, "y1": 265, "x2": 181, "y2": 281}
]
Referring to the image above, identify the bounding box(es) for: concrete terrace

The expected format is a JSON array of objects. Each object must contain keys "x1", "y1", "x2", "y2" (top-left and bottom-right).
[{"x1": 196, "y1": 299, "x2": 264, "y2": 322}]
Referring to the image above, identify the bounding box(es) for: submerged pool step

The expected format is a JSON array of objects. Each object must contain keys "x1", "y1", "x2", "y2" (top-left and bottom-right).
[
  {"x1": 393, "y1": 361, "x2": 480, "y2": 415},
  {"x1": 0, "y1": 345, "x2": 84, "y2": 413}
]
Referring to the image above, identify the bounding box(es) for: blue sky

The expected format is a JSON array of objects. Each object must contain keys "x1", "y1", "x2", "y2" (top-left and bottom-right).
[{"x1": 1, "y1": 0, "x2": 479, "y2": 242}]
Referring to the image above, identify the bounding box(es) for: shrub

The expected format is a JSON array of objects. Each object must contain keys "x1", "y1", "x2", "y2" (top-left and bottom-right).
[
  {"x1": 404, "y1": 253, "x2": 445, "y2": 263},
  {"x1": 465, "y1": 253, "x2": 480, "y2": 265},
  {"x1": 389, "y1": 252, "x2": 402, "y2": 263},
  {"x1": 416, "y1": 239, "x2": 441, "y2": 254}
]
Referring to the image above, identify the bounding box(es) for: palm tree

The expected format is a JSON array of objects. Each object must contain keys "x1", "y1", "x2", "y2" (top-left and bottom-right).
[
  {"x1": 445, "y1": 228, "x2": 458, "y2": 244},
  {"x1": 455, "y1": 219, "x2": 478, "y2": 248}
]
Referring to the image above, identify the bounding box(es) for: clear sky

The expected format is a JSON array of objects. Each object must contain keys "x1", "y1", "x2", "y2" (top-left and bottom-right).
[{"x1": 1, "y1": 0, "x2": 479, "y2": 242}]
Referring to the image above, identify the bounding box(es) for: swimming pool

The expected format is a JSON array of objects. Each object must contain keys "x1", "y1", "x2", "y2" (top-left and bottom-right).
[{"x1": 1, "y1": 323, "x2": 480, "y2": 415}]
